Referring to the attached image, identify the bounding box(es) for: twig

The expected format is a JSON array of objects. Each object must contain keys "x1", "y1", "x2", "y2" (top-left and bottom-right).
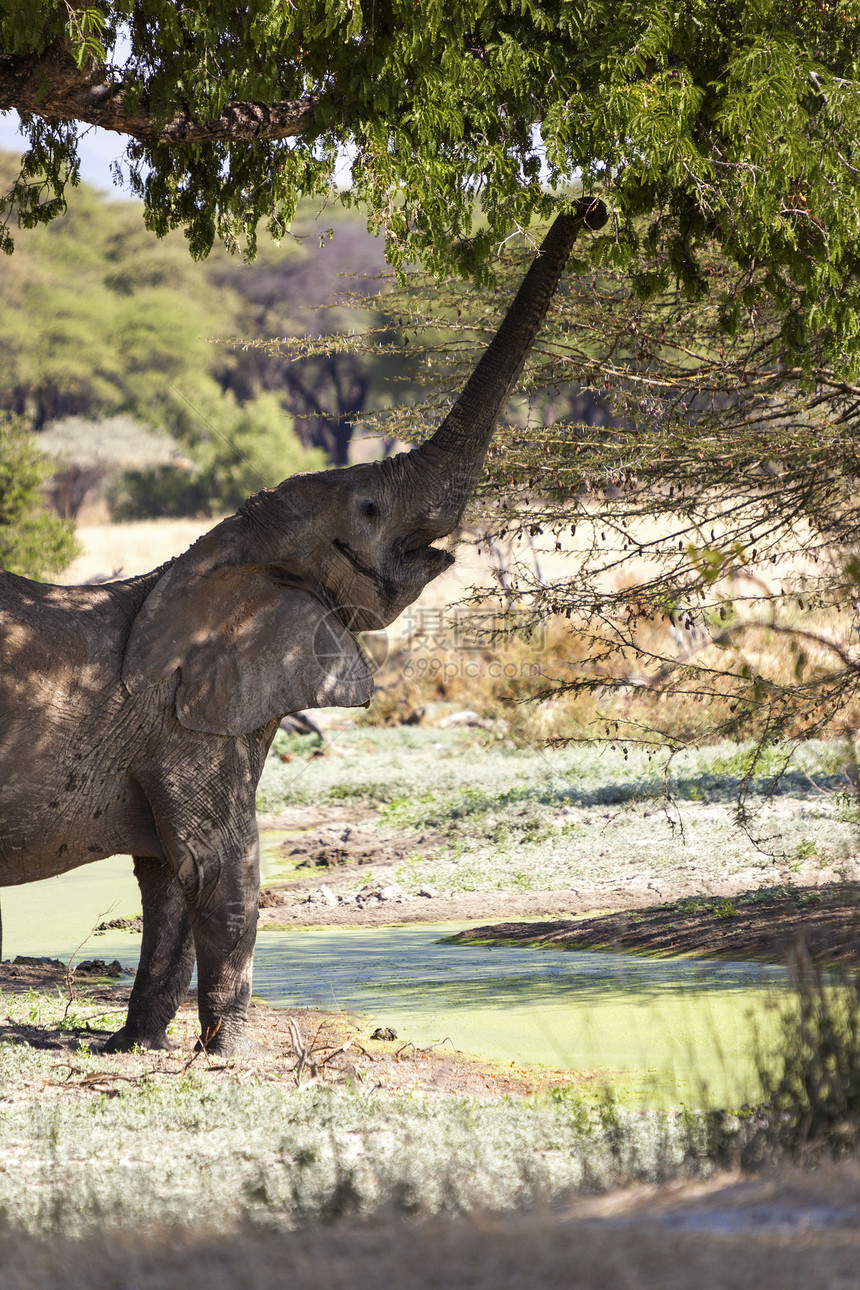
[
  {"x1": 286, "y1": 1015, "x2": 356, "y2": 1086},
  {"x1": 62, "y1": 901, "x2": 119, "y2": 1020}
]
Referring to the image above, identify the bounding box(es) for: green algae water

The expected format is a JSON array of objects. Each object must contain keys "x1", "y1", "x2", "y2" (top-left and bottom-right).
[
  {"x1": 251, "y1": 924, "x2": 789, "y2": 1106},
  {"x1": 1, "y1": 855, "x2": 790, "y2": 1107},
  {"x1": 1, "y1": 854, "x2": 141, "y2": 963},
  {"x1": 0, "y1": 832, "x2": 292, "y2": 963}
]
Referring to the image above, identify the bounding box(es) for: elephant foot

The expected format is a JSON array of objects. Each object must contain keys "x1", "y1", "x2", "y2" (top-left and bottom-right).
[
  {"x1": 103, "y1": 1025, "x2": 177, "y2": 1053},
  {"x1": 194, "y1": 1018, "x2": 259, "y2": 1057}
]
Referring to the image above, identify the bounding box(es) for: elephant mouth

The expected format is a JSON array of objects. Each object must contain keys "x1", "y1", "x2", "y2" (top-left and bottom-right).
[
  {"x1": 333, "y1": 538, "x2": 399, "y2": 602},
  {"x1": 333, "y1": 537, "x2": 454, "y2": 610}
]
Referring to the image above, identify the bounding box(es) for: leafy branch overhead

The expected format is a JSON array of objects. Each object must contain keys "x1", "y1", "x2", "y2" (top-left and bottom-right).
[
  {"x1": 2, "y1": 2, "x2": 860, "y2": 380},
  {"x1": 315, "y1": 219, "x2": 860, "y2": 755}
]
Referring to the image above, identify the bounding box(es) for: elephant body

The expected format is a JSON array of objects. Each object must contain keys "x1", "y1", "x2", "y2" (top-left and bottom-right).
[
  {"x1": 0, "y1": 565, "x2": 272, "y2": 1051},
  {"x1": 1, "y1": 572, "x2": 164, "y2": 880},
  {"x1": 0, "y1": 202, "x2": 606, "y2": 1053}
]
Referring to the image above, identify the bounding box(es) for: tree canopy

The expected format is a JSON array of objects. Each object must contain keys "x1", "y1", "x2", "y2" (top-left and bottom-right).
[{"x1": 2, "y1": 2, "x2": 860, "y2": 381}]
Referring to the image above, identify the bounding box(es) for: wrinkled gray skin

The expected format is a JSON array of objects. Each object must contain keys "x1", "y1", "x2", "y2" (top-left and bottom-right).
[{"x1": 0, "y1": 200, "x2": 606, "y2": 1054}]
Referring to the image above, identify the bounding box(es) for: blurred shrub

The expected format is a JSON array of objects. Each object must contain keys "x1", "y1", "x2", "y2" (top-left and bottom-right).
[
  {"x1": 0, "y1": 417, "x2": 80, "y2": 578},
  {"x1": 108, "y1": 393, "x2": 326, "y2": 518},
  {"x1": 761, "y1": 947, "x2": 860, "y2": 1154}
]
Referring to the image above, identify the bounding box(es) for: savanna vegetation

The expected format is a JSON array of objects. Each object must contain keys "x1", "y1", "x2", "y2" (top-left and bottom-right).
[
  {"x1": 4, "y1": 4, "x2": 860, "y2": 1276},
  {"x1": 0, "y1": 416, "x2": 78, "y2": 578},
  {"x1": 0, "y1": 149, "x2": 429, "y2": 525},
  {"x1": 3, "y1": 723, "x2": 860, "y2": 1271}
]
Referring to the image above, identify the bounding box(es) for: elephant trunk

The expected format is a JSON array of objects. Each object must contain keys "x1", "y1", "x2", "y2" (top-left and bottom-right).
[{"x1": 390, "y1": 197, "x2": 607, "y2": 535}]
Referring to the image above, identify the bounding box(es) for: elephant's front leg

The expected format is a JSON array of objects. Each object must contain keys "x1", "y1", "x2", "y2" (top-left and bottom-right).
[
  {"x1": 105, "y1": 855, "x2": 195, "y2": 1052},
  {"x1": 166, "y1": 816, "x2": 261, "y2": 1056}
]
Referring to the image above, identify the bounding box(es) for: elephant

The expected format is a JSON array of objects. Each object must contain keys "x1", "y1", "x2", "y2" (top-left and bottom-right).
[{"x1": 0, "y1": 198, "x2": 606, "y2": 1054}]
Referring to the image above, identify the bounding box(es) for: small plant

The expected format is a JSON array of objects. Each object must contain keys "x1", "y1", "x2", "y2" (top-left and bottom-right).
[
  {"x1": 678, "y1": 896, "x2": 709, "y2": 915},
  {"x1": 760, "y1": 950, "x2": 860, "y2": 1154},
  {"x1": 712, "y1": 898, "x2": 739, "y2": 920}
]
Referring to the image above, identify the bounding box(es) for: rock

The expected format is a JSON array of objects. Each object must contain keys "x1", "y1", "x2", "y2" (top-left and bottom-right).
[
  {"x1": 95, "y1": 915, "x2": 144, "y2": 933},
  {"x1": 416, "y1": 884, "x2": 439, "y2": 898},
  {"x1": 279, "y1": 711, "x2": 325, "y2": 740},
  {"x1": 356, "y1": 889, "x2": 382, "y2": 904},
  {"x1": 438, "y1": 709, "x2": 483, "y2": 728},
  {"x1": 258, "y1": 889, "x2": 286, "y2": 909},
  {"x1": 75, "y1": 959, "x2": 125, "y2": 977},
  {"x1": 437, "y1": 709, "x2": 506, "y2": 731},
  {"x1": 13, "y1": 956, "x2": 63, "y2": 968}
]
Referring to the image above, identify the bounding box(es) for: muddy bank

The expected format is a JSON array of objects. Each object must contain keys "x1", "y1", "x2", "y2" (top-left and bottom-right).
[
  {"x1": 258, "y1": 882, "x2": 781, "y2": 929},
  {"x1": 450, "y1": 883, "x2": 860, "y2": 967}
]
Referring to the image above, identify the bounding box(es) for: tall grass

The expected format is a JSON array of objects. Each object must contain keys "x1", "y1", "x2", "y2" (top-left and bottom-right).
[{"x1": 759, "y1": 951, "x2": 860, "y2": 1156}]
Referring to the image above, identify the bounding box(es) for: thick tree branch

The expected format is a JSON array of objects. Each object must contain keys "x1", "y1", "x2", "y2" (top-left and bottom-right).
[{"x1": 0, "y1": 39, "x2": 321, "y2": 145}]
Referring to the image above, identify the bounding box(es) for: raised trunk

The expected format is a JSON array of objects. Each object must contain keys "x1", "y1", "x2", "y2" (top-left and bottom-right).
[{"x1": 392, "y1": 197, "x2": 607, "y2": 532}]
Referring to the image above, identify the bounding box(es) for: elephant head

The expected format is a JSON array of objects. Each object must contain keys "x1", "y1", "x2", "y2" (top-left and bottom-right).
[{"x1": 122, "y1": 199, "x2": 607, "y2": 736}]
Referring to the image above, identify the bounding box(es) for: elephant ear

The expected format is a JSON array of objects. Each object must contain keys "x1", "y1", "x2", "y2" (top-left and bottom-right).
[{"x1": 122, "y1": 539, "x2": 373, "y2": 736}]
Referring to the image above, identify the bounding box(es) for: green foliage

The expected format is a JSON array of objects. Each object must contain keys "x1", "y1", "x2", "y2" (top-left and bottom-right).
[
  {"x1": 3, "y1": 2, "x2": 860, "y2": 385},
  {"x1": 109, "y1": 391, "x2": 326, "y2": 518},
  {"x1": 0, "y1": 417, "x2": 79, "y2": 578},
  {"x1": 0, "y1": 153, "x2": 373, "y2": 503}
]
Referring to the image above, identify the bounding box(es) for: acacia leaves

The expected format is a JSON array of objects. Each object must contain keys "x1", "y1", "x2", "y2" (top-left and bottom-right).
[{"x1": 3, "y1": 1, "x2": 860, "y2": 378}]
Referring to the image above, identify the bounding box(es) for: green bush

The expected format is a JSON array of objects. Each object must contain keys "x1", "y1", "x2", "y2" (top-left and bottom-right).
[
  {"x1": 0, "y1": 417, "x2": 79, "y2": 578},
  {"x1": 108, "y1": 392, "x2": 326, "y2": 518}
]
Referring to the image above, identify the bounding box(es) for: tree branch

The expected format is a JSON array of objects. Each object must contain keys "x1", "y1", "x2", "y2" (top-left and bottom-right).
[{"x1": 0, "y1": 39, "x2": 321, "y2": 145}]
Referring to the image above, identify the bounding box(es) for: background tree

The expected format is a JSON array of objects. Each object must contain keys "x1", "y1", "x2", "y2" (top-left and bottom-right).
[
  {"x1": 0, "y1": 152, "x2": 407, "y2": 509},
  {"x1": 0, "y1": 417, "x2": 79, "y2": 577}
]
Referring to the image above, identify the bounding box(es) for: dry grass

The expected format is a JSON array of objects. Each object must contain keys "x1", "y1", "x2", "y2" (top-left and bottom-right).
[
  {"x1": 367, "y1": 599, "x2": 860, "y2": 748},
  {"x1": 3, "y1": 1164, "x2": 860, "y2": 1290},
  {"x1": 56, "y1": 518, "x2": 222, "y2": 583}
]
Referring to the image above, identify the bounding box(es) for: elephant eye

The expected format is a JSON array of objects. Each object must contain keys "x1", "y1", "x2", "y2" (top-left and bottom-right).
[{"x1": 359, "y1": 499, "x2": 380, "y2": 521}]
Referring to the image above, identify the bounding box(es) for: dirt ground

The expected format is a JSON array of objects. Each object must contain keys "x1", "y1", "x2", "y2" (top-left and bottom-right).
[{"x1": 0, "y1": 959, "x2": 587, "y2": 1100}]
